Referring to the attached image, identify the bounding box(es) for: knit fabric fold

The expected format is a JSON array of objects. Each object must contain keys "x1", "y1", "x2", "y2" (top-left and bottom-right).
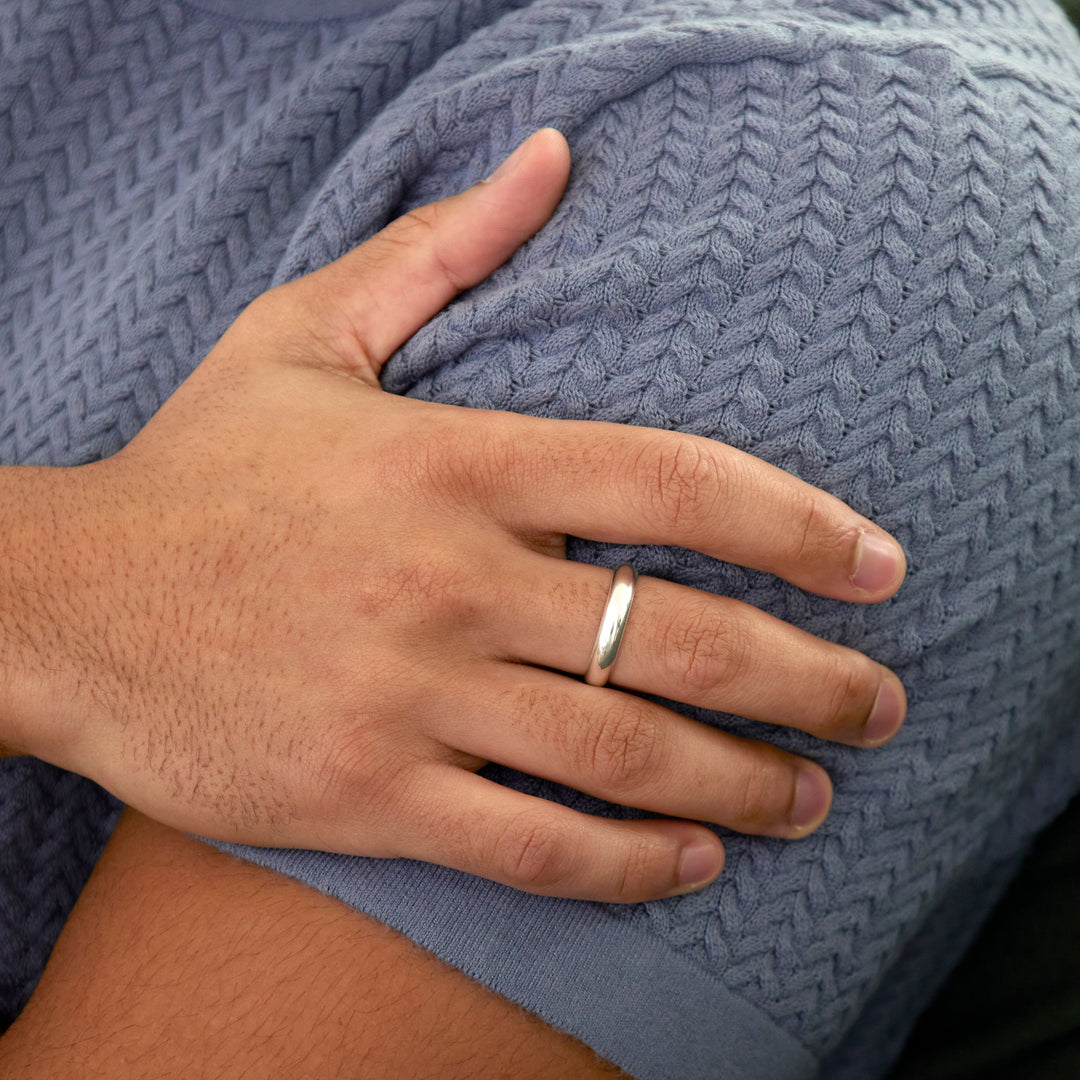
[{"x1": 2, "y1": 0, "x2": 1079, "y2": 1075}]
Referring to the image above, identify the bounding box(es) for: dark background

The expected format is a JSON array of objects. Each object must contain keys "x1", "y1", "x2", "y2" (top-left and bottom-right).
[{"x1": 886, "y1": 792, "x2": 1080, "y2": 1079}]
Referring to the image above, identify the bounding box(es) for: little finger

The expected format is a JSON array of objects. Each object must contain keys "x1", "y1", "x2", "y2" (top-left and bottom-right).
[{"x1": 399, "y1": 765, "x2": 726, "y2": 903}]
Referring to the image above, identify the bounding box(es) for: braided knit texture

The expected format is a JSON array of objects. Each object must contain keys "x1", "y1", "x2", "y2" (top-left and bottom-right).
[{"x1": 2, "y1": 0, "x2": 1080, "y2": 1074}]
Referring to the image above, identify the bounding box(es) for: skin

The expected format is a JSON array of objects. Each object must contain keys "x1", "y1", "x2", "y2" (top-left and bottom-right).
[
  {"x1": 0, "y1": 129, "x2": 907, "y2": 908},
  {"x1": 0, "y1": 809, "x2": 633, "y2": 1079}
]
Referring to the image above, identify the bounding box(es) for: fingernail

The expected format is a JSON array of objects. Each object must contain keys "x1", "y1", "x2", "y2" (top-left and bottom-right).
[
  {"x1": 677, "y1": 837, "x2": 724, "y2": 889},
  {"x1": 852, "y1": 532, "x2": 902, "y2": 592},
  {"x1": 790, "y1": 765, "x2": 831, "y2": 833},
  {"x1": 863, "y1": 672, "x2": 905, "y2": 744},
  {"x1": 484, "y1": 137, "x2": 531, "y2": 185}
]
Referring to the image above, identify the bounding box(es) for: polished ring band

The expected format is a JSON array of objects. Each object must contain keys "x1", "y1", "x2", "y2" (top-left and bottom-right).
[{"x1": 585, "y1": 564, "x2": 638, "y2": 687}]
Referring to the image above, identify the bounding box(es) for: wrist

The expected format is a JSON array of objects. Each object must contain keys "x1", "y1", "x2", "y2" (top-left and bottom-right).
[{"x1": 0, "y1": 462, "x2": 107, "y2": 770}]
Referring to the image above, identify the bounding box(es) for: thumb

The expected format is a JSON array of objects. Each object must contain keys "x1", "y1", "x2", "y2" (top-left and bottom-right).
[{"x1": 286, "y1": 128, "x2": 571, "y2": 383}]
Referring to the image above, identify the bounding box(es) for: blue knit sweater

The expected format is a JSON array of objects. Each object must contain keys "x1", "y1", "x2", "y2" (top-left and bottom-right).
[{"x1": 2, "y1": 0, "x2": 1080, "y2": 1077}]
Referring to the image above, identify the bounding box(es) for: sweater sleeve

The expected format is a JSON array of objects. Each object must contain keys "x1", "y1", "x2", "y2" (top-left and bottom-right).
[{"x1": 211, "y1": 2, "x2": 1080, "y2": 1077}]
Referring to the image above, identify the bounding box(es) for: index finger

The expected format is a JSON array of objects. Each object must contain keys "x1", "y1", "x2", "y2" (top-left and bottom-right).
[{"x1": 488, "y1": 413, "x2": 905, "y2": 602}]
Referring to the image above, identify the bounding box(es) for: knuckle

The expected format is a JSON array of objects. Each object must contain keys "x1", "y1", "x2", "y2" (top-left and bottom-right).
[
  {"x1": 311, "y1": 734, "x2": 362, "y2": 807},
  {"x1": 735, "y1": 758, "x2": 788, "y2": 827},
  {"x1": 613, "y1": 836, "x2": 665, "y2": 902},
  {"x1": 376, "y1": 412, "x2": 456, "y2": 493},
  {"x1": 373, "y1": 419, "x2": 461, "y2": 506},
  {"x1": 386, "y1": 203, "x2": 468, "y2": 292},
  {"x1": 821, "y1": 655, "x2": 877, "y2": 731},
  {"x1": 583, "y1": 708, "x2": 663, "y2": 791},
  {"x1": 660, "y1": 602, "x2": 754, "y2": 699},
  {"x1": 310, "y1": 726, "x2": 397, "y2": 816},
  {"x1": 379, "y1": 204, "x2": 438, "y2": 255},
  {"x1": 387, "y1": 410, "x2": 518, "y2": 513},
  {"x1": 379, "y1": 550, "x2": 476, "y2": 621},
  {"x1": 397, "y1": 203, "x2": 441, "y2": 240},
  {"x1": 493, "y1": 813, "x2": 571, "y2": 890},
  {"x1": 632, "y1": 435, "x2": 727, "y2": 535},
  {"x1": 790, "y1": 495, "x2": 827, "y2": 563},
  {"x1": 786, "y1": 492, "x2": 851, "y2": 569},
  {"x1": 454, "y1": 417, "x2": 531, "y2": 508}
]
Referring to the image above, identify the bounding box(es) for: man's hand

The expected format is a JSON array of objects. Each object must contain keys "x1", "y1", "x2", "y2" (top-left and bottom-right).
[{"x1": 0, "y1": 130, "x2": 906, "y2": 902}]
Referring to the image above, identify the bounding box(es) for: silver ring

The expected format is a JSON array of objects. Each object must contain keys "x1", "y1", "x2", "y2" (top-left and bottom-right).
[{"x1": 584, "y1": 564, "x2": 638, "y2": 687}]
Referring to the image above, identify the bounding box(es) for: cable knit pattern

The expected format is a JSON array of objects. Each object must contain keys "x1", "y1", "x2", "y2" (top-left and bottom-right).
[{"x1": 2, "y1": 0, "x2": 1080, "y2": 1076}]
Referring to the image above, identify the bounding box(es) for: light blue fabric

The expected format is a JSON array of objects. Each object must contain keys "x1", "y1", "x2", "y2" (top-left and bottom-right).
[
  {"x1": 185, "y1": 0, "x2": 400, "y2": 22},
  {"x1": 2, "y1": 0, "x2": 1080, "y2": 1075}
]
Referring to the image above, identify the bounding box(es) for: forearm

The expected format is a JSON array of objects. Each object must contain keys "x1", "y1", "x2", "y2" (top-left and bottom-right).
[{"x1": 0, "y1": 810, "x2": 631, "y2": 1080}]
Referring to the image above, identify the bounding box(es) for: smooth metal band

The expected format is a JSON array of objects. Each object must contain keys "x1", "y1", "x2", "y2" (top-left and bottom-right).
[{"x1": 584, "y1": 564, "x2": 638, "y2": 687}]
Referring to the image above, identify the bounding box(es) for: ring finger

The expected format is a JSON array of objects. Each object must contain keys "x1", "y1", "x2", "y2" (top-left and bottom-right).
[{"x1": 492, "y1": 552, "x2": 906, "y2": 748}]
